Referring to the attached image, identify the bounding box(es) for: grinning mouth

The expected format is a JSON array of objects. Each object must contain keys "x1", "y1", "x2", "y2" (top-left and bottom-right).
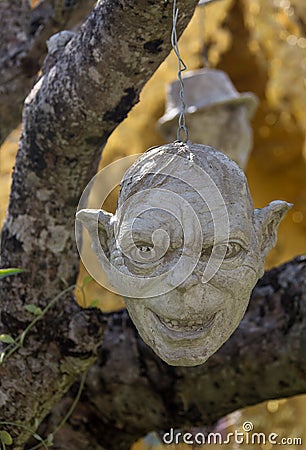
[{"x1": 154, "y1": 312, "x2": 217, "y2": 334}]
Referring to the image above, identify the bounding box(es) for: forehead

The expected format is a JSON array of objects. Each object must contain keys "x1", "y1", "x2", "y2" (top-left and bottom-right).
[
  {"x1": 119, "y1": 143, "x2": 252, "y2": 204},
  {"x1": 117, "y1": 143, "x2": 254, "y2": 239},
  {"x1": 117, "y1": 181, "x2": 253, "y2": 242}
]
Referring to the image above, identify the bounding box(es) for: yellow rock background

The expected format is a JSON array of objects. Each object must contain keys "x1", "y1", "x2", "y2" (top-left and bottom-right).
[{"x1": 0, "y1": 0, "x2": 305, "y2": 448}]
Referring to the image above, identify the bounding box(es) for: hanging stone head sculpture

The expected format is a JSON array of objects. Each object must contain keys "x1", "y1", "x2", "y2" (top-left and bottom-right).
[{"x1": 76, "y1": 141, "x2": 291, "y2": 367}]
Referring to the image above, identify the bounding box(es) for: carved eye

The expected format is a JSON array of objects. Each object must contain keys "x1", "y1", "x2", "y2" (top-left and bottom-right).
[
  {"x1": 201, "y1": 245, "x2": 213, "y2": 257},
  {"x1": 119, "y1": 229, "x2": 170, "y2": 267},
  {"x1": 223, "y1": 242, "x2": 243, "y2": 259},
  {"x1": 129, "y1": 242, "x2": 161, "y2": 264},
  {"x1": 201, "y1": 242, "x2": 244, "y2": 260},
  {"x1": 137, "y1": 245, "x2": 154, "y2": 253}
]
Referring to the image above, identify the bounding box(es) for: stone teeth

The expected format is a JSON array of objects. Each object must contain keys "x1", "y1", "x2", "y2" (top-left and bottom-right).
[{"x1": 160, "y1": 317, "x2": 204, "y2": 332}]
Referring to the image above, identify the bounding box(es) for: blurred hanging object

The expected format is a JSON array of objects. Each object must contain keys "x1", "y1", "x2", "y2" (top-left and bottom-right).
[
  {"x1": 157, "y1": 68, "x2": 258, "y2": 169},
  {"x1": 157, "y1": 0, "x2": 259, "y2": 169}
]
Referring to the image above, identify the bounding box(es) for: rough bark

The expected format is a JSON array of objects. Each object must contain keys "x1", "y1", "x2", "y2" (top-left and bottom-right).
[
  {"x1": 1, "y1": 0, "x2": 306, "y2": 449},
  {"x1": 0, "y1": 0, "x2": 96, "y2": 145},
  {"x1": 39, "y1": 256, "x2": 306, "y2": 450},
  {"x1": 0, "y1": 1, "x2": 199, "y2": 448}
]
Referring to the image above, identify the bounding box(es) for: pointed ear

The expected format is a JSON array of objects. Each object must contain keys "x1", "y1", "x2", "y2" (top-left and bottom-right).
[
  {"x1": 254, "y1": 201, "x2": 292, "y2": 258},
  {"x1": 76, "y1": 209, "x2": 115, "y2": 251}
]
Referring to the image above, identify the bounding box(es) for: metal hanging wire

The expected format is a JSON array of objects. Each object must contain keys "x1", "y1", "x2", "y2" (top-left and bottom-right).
[
  {"x1": 170, "y1": 0, "x2": 223, "y2": 141},
  {"x1": 171, "y1": 0, "x2": 189, "y2": 142}
]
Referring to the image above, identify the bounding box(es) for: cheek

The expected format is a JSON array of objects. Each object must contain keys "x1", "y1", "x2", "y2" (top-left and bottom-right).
[
  {"x1": 124, "y1": 298, "x2": 146, "y2": 325},
  {"x1": 212, "y1": 265, "x2": 258, "y2": 295},
  {"x1": 210, "y1": 268, "x2": 258, "y2": 337},
  {"x1": 124, "y1": 298, "x2": 156, "y2": 342},
  {"x1": 209, "y1": 266, "x2": 259, "y2": 326}
]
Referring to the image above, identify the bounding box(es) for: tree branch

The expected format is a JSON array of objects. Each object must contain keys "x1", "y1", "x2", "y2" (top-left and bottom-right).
[
  {"x1": 0, "y1": 0, "x2": 199, "y2": 447},
  {"x1": 0, "y1": 0, "x2": 96, "y2": 145}
]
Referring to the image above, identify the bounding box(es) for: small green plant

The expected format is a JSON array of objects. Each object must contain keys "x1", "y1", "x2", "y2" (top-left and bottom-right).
[
  {"x1": 0, "y1": 268, "x2": 24, "y2": 280},
  {"x1": 0, "y1": 370, "x2": 87, "y2": 449},
  {"x1": 0, "y1": 285, "x2": 75, "y2": 366},
  {"x1": 0, "y1": 268, "x2": 91, "y2": 449},
  {"x1": 89, "y1": 298, "x2": 100, "y2": 308},
  {"x1": 75, "y1": 274, "x2": 94, "y2": 307},
  {"x1": 0, "y1": 269, "x2": 24, "y2": 359},
  {"x1": 0, "y1": 335, "x2": 15, "y2": 345},
  {"x1": 0, "y1": 271, "x2": 95, "y2": 365},
  {"x1": 24, "y1": 304, "x2": 43, "y2": 316},
  {"x1": 0, "y1": 430, "x2": 13, "y2": 448},
  {"x1": 0, "y1": 421, "x2": 52, "y2": 449}
]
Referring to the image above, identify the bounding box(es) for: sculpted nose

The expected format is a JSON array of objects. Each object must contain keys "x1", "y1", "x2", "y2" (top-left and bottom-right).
[{"x1": 176, "y1": 273, "x2": 199, "y2": 293}]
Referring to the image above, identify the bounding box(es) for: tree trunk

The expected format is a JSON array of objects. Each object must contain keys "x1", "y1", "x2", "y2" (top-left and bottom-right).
[{"x1": 0, "y1": 1, "x2": 199, "y2": 448}]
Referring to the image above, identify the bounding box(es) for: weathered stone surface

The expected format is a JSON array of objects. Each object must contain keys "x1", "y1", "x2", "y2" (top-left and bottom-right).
[{"x1": 77, "y1": 141, "x2": 290, "y2": 366}]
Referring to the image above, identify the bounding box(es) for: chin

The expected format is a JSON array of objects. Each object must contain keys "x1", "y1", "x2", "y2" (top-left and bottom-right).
[
  {"x1": 142, "y1": 317, "x2": 224, "y2": 367},
  {"x1": 156, "y1": 347, "x2": 212, "y2": 367},
  {"x1": 125, "y1": 301, "x2": 229, "y2": 366}
]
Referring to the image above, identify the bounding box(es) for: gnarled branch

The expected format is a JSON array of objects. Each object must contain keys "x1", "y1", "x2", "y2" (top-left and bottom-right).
[{"x1": 0, "y1": 0, "x2": 96, "y2": 145}]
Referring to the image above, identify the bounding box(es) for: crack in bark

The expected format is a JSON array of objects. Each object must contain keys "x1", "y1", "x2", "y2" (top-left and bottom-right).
[{"x1": 103, "y1": 88, "x2": 139, "y2": 124}]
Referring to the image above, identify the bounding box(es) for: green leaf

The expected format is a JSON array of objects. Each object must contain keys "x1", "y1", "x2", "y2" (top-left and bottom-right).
[
  {"x1": 89, "y1": 299, "x2": 100, "y2": 308},
  {"x1": 82, "y1": 275, "x2": 93, "y2": 287},
  {"x1": 33, "y1": 418, "x2": 40, "y2": 431},
  {"x1": 46, "y1": 433, "x2": 54, "y2": 445},
  {"x1": 0, "y1": 430, "x2": 13, "y2": 445},
  {"x1": 0, "y1": 334, "x2": 15, "y2": 344},
  {"x1": 24, "y1": 304, "x2": 42, "y2": 316},
  {"x1": 32, "y1": 433, "x2": 43, "y2": 441},
  {"x1": 0, "y1": 268, "x2": 24, "y2": 280}
]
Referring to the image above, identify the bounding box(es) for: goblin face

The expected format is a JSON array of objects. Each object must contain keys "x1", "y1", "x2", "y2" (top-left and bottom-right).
[
  {"x1": 120, "y1": 194, "x2": 259, "y2": 367},
  {"x1": 77, "y1": 142, "x2": 291, "y2": 366}
]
